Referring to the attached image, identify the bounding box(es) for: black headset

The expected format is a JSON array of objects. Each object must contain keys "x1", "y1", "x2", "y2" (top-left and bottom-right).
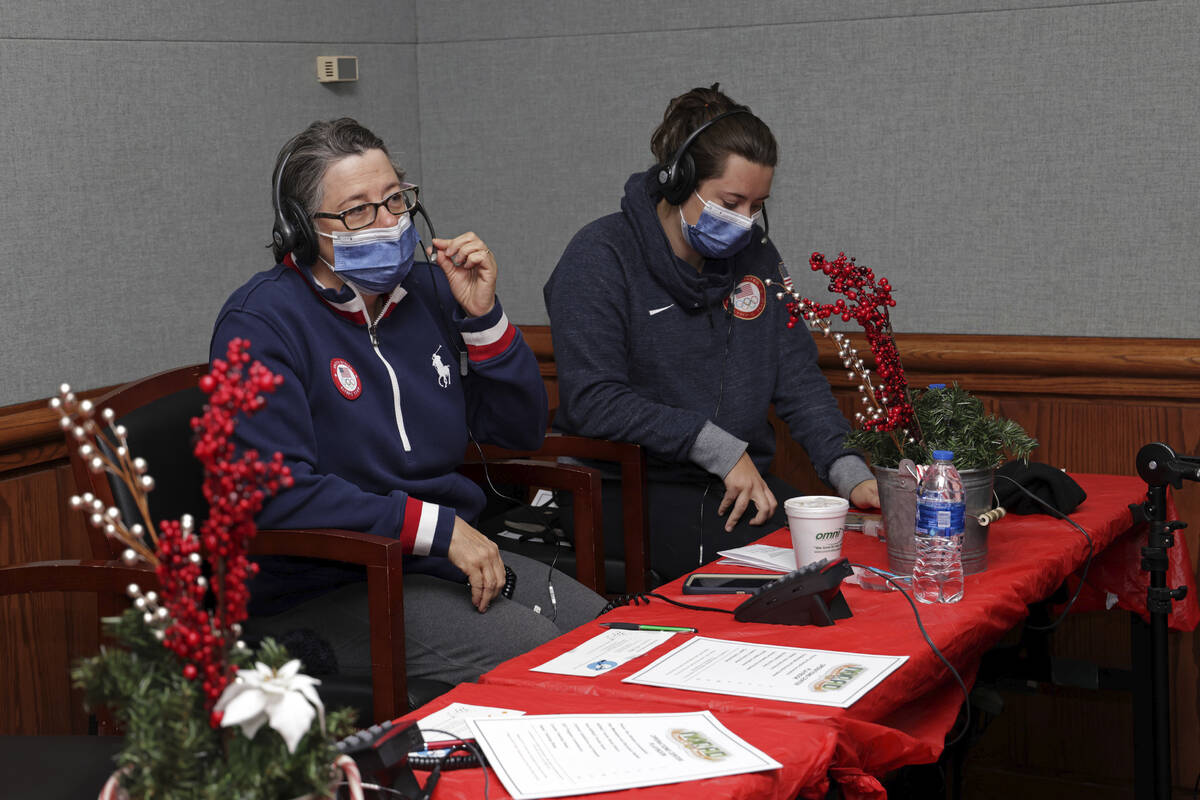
[
  {"x1": 271, "y1": 149, "x2": 319, "y2": 268},
  {"x1": 655, "y1": 108, "x2": 752, "y2": 206}
]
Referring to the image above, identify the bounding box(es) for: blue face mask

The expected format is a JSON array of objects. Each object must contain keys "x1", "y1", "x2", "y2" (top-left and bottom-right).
[
  {"x1": 679, "y1": 192, "x2": 763, "y2": 260},
  {"x1": 318, "y1": 215, "x2": 418, "y2": 295}
]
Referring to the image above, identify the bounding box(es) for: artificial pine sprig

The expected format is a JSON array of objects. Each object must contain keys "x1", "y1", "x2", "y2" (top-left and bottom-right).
[
  {"x1": 73, "y1": 614, "x2": 356, "y2": 800},
  {"x1": 845, "y1": 383, "x2": 1037, "y2": 470}
]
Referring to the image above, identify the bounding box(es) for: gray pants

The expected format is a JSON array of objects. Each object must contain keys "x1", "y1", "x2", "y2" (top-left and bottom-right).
[{"x1": 245, "y1": 552, "x2": 607, "y2": 685}]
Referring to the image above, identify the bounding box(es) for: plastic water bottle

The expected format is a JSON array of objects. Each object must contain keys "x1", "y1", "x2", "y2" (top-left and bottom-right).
[{"x1": 913, "y1": 449, "x2": 966, "y2": 604}]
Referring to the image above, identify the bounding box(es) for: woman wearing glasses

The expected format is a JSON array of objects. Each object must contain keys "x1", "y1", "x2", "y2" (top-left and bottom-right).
[{"x1": 211, "y1": 118, "x2": 604, "y2": 686}]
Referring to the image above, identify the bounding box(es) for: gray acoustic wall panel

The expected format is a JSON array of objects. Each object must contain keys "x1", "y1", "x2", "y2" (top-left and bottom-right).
[
  {"x1": 3, "y1": 1, "x2": 415, "y2": 43},
  {"x1": 0, "y1": 20, "x2": 420, "y2": 405},
  {"x1": 416, "y1": 0, "x2": 1199, "y2": 340},
  {"x1": 416, "y1": 0, "x2": 1137, "y2": 42},
  {"x1": 3, "y1": 0, "x2": 1197, "y2": 406}
]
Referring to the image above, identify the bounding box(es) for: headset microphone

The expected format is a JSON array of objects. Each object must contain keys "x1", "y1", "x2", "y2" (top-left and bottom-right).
[{"x1": 414, "y1": 203, "x2": 438, "y2": 245}]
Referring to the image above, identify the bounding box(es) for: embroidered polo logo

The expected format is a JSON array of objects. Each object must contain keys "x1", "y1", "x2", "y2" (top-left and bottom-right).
[
  {"x1": 431, "y1": 346, "x2": 452, "y2": 389},
  {"x1": 330, "y1": 358, "x2": 361, "y2": 400},
  {"x1": 724, "y1": 275, "x2": 765, "y2": 320}
]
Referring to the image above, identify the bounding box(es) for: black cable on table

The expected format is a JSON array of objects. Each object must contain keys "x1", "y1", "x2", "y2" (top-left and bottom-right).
[
  {"x1": 992, "y1": 473, "x2": 1095, "y2": 632},
  {"x1": 600, "y1": 591, "x2": 736, "y2": 616},
  {"x1": 848, "y1": 563, "x2": 972, "y2": 749}
]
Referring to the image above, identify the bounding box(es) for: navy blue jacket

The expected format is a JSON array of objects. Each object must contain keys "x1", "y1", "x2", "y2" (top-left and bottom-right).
[
  {"x1": 545, "y1": 169, "x2": 871, "y2": 494},
  {"x1": 211, "y1": 259, "x2": 547, "y2": 614}
]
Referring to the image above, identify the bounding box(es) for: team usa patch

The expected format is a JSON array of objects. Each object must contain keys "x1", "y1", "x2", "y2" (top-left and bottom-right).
[
  {"x1": 330, "y1": 358, "x2": 362, "y2": 400},
  {"x1": 725, "y1": 274, "x2": 766, "y2": 320}
]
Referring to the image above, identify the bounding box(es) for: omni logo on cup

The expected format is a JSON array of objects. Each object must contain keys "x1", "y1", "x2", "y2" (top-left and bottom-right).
[
  {"x1": 785, "y1": 495, "x2": 849, "y2": 568},
  {"x1": 669, "y1": 729, "x2": 730, "y2": 762},
  {"x1": 811, "y1": 663, "x2": 867, "y2": 693}
]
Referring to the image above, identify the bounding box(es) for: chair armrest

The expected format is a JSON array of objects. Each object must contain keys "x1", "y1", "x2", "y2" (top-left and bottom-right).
[
  {"x1": 470, "y1": 435, "x2": 651, "y2": 593},
  {"x1": 251, "y1": 528, "x2": 406, "y2": 723},
  {"x1": 458, "y1": 459, "x2": 606, "y2": 595},
  {"x1": 476, "y1": 433, "x2": 639, "y2": 463},
  {"x1": 252, "y1": 528, "x2": 404, "y2": 566}
]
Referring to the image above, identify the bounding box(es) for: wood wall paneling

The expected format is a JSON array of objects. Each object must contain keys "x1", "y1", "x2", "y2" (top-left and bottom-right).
[
  {"x1": 0, "y1": 462, "x2": 97, "y2": 734},
  {"x1": 2, "y1": 332, "x2": 1199, "y2": 796}
]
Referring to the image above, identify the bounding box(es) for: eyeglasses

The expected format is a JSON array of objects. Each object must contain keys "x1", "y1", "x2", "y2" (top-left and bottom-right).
[{"x1": 313, "y1": 184, "x2": 420, "y2": 231}]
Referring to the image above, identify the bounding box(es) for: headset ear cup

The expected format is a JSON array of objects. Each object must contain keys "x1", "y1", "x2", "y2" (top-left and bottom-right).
[
  {"x1": 271, "y1": 207, "x2": 294, "y2": 264},
  {"x1": 282, "y1": 197, "x2": 318, "y2": 267},
  {"x1": 673, "y1": 151, "x2": 696, "y2": 205},
  {"x1": 656, "y1": 164, "x2": 673, "y2": 196},
  {"x1": 660, "y1": 151, "x2": 695, "y2": 206}
]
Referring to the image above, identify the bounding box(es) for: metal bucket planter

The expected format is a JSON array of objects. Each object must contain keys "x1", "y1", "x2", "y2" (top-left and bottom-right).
[{"x1": 873, "y1": 464, "x2": 995, "y2": 576}]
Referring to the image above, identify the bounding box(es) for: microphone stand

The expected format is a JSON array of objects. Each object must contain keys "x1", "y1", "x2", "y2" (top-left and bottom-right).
[{"x1": 1129, "y1": 443, "x2": 1197, "y2": 800}]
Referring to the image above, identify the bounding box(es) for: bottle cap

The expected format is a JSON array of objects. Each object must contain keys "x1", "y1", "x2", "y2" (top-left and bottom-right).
[{"x1": 932, "y1": 449, "x2": 954, "y2": 460}]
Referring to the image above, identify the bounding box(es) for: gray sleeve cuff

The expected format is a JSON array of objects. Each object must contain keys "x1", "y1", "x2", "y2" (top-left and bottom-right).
[
  {"x1": 829, "y1": 454, "x2": 875, "y2": 499},
  {"x1": 689, "y1": 421, "x2": 748, "y2": 479}
]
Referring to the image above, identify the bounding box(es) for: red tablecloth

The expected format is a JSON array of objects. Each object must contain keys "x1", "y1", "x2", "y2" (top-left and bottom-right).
[
  {"x1": 398, "y1": 683, "x2": 855, "y2": 800},
  {"x1": 404, "y1": 474, "x2": 1198, "y2": 799}
]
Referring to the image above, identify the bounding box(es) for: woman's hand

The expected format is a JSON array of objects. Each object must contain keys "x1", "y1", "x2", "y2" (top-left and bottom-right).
[
  {"x1": 428, "y1": 232, "x2": 497, "y2": 318},
  {"x1": 719, "y1": 452, "x2": 778, "y2": 531},
  {"x1": 447, "y1": 515, "x2": 506, "y2": 612},
  {"x1": 850, "y1": 479, "x2": 880, "y2": 509}
]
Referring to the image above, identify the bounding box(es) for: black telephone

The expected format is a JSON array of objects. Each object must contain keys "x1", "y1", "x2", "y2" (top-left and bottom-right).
[
  {"x1": 733, "y1": 557, "x2": 853, "y2": 626},
  {"x1": 335, "y1": 718, "x2": 424, "y2": 794}
]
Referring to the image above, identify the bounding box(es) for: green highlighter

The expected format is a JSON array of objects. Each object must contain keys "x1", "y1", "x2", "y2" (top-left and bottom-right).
[{"x1": 600, "y1": 622, "x2": 698, "y2": 633}]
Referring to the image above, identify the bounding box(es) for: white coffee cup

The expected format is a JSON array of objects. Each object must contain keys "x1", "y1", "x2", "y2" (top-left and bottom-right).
[{"x1": 784, "y1": 495, "x2": 850, "y2": 569}]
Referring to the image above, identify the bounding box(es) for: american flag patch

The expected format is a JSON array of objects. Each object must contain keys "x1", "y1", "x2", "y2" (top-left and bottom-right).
[{"x1": 725, "y1": 275, "x2": 766, "y2": 320}]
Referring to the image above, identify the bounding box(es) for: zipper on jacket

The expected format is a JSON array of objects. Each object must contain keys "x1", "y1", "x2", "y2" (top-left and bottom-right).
[{"x1": 368, "y1": 311, "x2": 412, "y2": 452}]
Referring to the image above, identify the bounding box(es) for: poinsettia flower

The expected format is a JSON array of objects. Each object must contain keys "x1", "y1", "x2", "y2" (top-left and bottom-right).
[{"x1": 214, "y1": 659, "x2": 325, "y2": 753}]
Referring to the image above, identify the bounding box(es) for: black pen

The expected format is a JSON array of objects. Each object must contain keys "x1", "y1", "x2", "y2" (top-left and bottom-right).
[{"x1": 599, "y1": 622, "x2": 698, "y2": 633}]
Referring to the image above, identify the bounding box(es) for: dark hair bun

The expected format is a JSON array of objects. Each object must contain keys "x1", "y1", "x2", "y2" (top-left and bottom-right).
[{"x1": 650, "y1": 83, "x2": 778, "y2": 201}]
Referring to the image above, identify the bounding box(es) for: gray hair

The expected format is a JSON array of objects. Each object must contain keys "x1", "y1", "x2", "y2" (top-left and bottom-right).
[{"x1": 272, "y1": 118, "x2": 406, "y2": 249}]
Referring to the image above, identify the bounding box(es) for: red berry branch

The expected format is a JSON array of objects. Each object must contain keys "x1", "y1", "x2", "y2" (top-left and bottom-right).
[
  {"x1": 159, "y1": 338, "x2": 293, "y2": 710},
  {"x1": 55, "y1": 338, "x2": 294, "y2": 715},
  {"x1": 767, "y1": 251, "x2": 919, "y2": 453}
]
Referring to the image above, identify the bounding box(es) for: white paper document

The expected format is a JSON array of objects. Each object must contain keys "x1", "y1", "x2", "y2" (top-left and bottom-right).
[
  {"x1": 623, "y1": 636, "x2": 907, "y2": 708},
  {"x1": 468, "y1": 710, "x2": 781, "y2": 799},
  {"x1": 716, "y1": 544, "x2": 796, "y2": 572},
  {"x1": 417, "y1": 702, "x2": 525, "y2": 743},
  {"x1": 530, "y1": 628, "x2": 676, "y2": 677}
]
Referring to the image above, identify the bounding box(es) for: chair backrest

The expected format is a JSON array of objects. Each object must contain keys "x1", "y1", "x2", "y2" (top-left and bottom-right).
[{"x1": 68, "y1": 364, "x2": 209, "y2": 559}]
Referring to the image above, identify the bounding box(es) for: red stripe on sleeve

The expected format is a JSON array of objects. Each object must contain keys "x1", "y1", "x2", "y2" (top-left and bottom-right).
[{"x1": 466, "y1": 323, "x2": 517, "y2": 362}]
